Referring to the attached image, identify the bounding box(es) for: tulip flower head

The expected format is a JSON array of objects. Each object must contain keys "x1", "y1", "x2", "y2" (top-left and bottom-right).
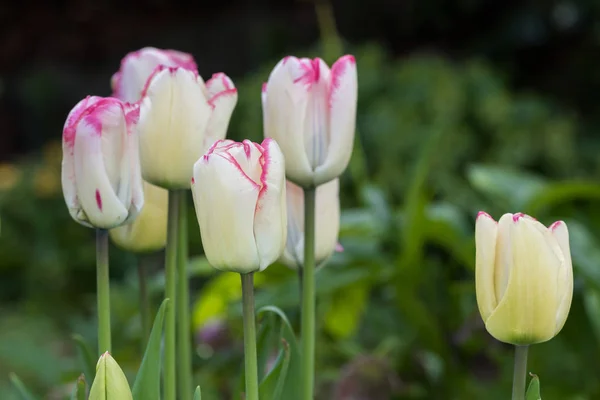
[
  {"x1": 89, "y1": 352, "x2": 133, "y2": 400},
  {"x1": 109, "y1": 180, "x2": 168, "y2": 252},
  {"x1": 138, "y1": 67, "x2": 238, "y2": 189},
  {"x1": 475, "y1": 212, "x2": 573, "y2": 345},
  {"x1": 62, "y1": 96, "x2": 144, "y2": 229},
  {"x1": 111, "y1": 47, "x2": 197, "y2": 103},
  {"x1": 280, "y1": 178, "x2": 340, "y2": 269},
  {"x1": 262, "y1": 55, "x2": 357, "y2": 188},
  {"x1": 191, "y1": 139, "x2": 287, "y2": 273}
]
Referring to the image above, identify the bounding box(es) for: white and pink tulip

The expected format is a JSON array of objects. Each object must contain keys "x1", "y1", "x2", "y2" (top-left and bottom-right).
[
  {"x1": 191, "y1": 139, "x2": 287, "y2": 273},
  {"x1": 61, "y1": 96, "x2": 144, "y2": 229},
  {"x1": 262, "y1": 55, "x2": 357, "y2": 188}
]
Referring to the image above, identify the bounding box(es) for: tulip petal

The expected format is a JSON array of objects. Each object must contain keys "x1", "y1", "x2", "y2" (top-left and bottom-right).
[
  {"x1": 550, "y1": 221, "x2": 573, "y2": 334},
  {"x1": 485, "y1": 217, "x2": 561, "y2": 344},
  {"x1": 204, "y1": 73, "x2": 238, "y2": 147},
  {"x1": 253, "y1": 138, "x2": 287, "y2": 270},
  {"x1": 475, "y1": 211, "x2": 498, "y2": 321},
  {"x1": 73, "y1": 117, "x2": 128, "y2": 228},
  {"x1": 138, "y1": 67, "x2": 212, "y2": 189},
  {"x1": 494, "y1": 213, "x2": 514, "y2": 303},
  {"x1": 263, "y1": 57, "x2": 313, "y2": 186},
  {"x1": 314, "y1": 55, "x2": 357, "y2": 185},
  {"x1": 192, "y1": 154, "x2": 261, "y2": 273},
  {"x1": 282, "y1": 180, "x2": 305, "y2": 266}
]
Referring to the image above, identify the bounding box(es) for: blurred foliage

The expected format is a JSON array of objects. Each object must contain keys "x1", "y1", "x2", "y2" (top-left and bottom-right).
[{"x1": 3, "y1": 40, "x2": 600, "y2": 400}]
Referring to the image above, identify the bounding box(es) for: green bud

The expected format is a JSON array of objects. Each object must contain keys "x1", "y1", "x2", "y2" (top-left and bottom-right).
[{"x1": 89, "y1": 352, "x2": 133, "y2": 400}]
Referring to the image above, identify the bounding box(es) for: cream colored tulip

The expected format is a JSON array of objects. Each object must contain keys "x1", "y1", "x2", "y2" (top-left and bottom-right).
[
  {"x1": 109, "y1": 181, "x2": 168, "y2": 252},
  {"x1": 89, "y1": 352, "x2": 133, "y2": 400},
  {"x1": 191, "y1": 139, "x2": 286, "y2": 273},
  {"x1": 475, "y1": 212, "x2": 573, "y2": 345},
  {"x1": 138, "y1": 68, "x2": 237, "y2": 189},
  {"x1": 280, "y1": 179, "x2": 340, "y2": 269},
  {"x1": 61, "y1": 96, "x2": 144, "y2": 229},
  {"x1": 111, "y1": 47, "x2": 197, "y2": 103},
  {"x1": 262, "y1": 55, "x2": 357, "y2": 188}
]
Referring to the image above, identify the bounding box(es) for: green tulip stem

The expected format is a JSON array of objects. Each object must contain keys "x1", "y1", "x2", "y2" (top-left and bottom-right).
[
  {"x1": 301, "y1": 186, "x2": 317, "y2": 400},
  {"x1": 96, "y1": 228, "x2": 111, "y2": 355},
  {"x1": 241, "y1": 272, "x2": 259, "y2": 400},
  {"x1": 512, "y1": 345, "x2": 529, "y2": 400},
  {"x1": 165, "y1": 190, "x2": 180, "y2": 400},
  {"x1": 177, "y1": 192, "x2": 193, "y2": 400},
  {"x1": 137, "y1": 256, "x2": 151, "y2": 345}
]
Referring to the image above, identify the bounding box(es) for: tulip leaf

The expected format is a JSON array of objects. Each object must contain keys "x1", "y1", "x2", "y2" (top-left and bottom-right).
[
  {"x1": 193, "y1": 385, "x2": 202, "y2": 400},
  {"x1": 9, "y1": 373, "x2": 37, "y2": 400},
  {"x1": 132, "y1": 298, "x2": 169, "y2": 400},
  {"x1": 70, "y1": 374, "x2": 86, "y2": 400},
  {"x1": 256, "y1": 306, "x2": 302, "y2": 400},
  {"x1": 258, "y1": 339, "x2": 291, "y2": 400},
  {"x1": 525, "y1": 373, "x2": 541, "y2": 400},
  {"x1": 72, "y1": 334, "x2": 96, "y2": 383}
]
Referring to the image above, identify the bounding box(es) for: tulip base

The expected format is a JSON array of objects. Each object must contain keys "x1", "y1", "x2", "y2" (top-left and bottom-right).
[
  {"x1": 241, "y1": 272, "x2": 259, "y2": 400},
  {"x1": 511, "y1": 345, "x2": 529, "y2": 400},
  {"x1": 164, "y1": 190, "x2": 180, "y2": 400},
  {"x1": 301, "y1": 187, "x2": 317, "y2": 400},
  {"x1": 96, "y1": 229, "x2": 111, "y2": 355}
]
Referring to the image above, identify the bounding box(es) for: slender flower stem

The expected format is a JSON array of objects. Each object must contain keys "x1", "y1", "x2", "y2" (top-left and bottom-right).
[
  {"x1": 177, "y1": 192, "x2": 192, "y2": 400},
  {"x1": 164, "y1": 191, "x2": 180, "y2": 400},
  {"x1": 137, "y1": 256, "x2": 151, "y2": 345},
  {"x1": 96, "y1": 229, "x2": 111, "y2": 356},
  {"x1": 511, "y1": 345, "x2": 529, "y2": 400},
  {"x1": 301, "y1": 187, "x2": 317, "y2": 400},
  {"x1": 241, "y1": 273, "x2": 259, "y2": 400}
]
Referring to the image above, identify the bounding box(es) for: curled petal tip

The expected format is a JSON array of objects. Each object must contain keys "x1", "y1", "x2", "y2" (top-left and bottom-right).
[
  {"x1": 550, "y1": 220, "x2": 564, "y2": 230},
  {"x1": 476, "y1": 211, "x2": 495, "y2": 221}
]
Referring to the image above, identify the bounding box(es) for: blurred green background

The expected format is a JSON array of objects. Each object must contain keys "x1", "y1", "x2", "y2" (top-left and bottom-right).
[{"x1": 2, "y1": 0, "x2": 600, "y2": 399}]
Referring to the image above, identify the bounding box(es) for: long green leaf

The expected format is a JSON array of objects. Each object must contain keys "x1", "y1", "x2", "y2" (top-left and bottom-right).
[
  {"x1": 193, "y1": 386, "x2": 201, "y2": 400},
  {"x1": 70, "y1": 374, "x2": 86, "y2": 400},
  {"x1": 256, "y1": 306, "x2": 301, "y2": 400},
  {"x1": 9, "y1": 373, "x2": 37, "y2": 400},
  {"x1": 259, "y1": 339, "x2": 291, "y2": 400},
  {"x1": 525, "y1": 373, "x2": 541, "y2": 400},
  {"x1": 72, "y1": 334, "x2": 96, "y2": 382},
  {"x1": 132, "y1": 298, "x2": 169, "y2": 400}
]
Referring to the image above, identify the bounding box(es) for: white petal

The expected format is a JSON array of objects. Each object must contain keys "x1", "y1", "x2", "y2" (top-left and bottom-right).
[
  {"x1": 123, "y1": 104, "x2": 144, "y2": 222},
  {"x1": 281, "y1": 180, "x2": 305, "y2": 268},
  {"x1": 314, "y1": 178, "x2": 340, "y2": 265},
  {"x1": 302, "y1": 58, "x2": 331, "y2": 170},
  {"x1": 192, "y1": 154, "x2": 261, "y2": 273},
  {"x1": 263, "y1": 57, "x2": 313, "y2": 187},
  {"x1": 550, "y1": 221, "x2": 574, "y2": 334},
  {"x1": 138, "y1": 68, "x2": 212, "y2": 189},
  {"x1": 475, "y1": 211, "x2": 498, "y2": 321},
  {"x1": 494, "y1": 213, "x2": 514, "y2": 303},
  {"x1": 314, "y1": 55, "x2": 357, "y2": 185},
  {"x1": 204, "y1": 73, "x2": 238, "y2": 147},
  {"x1": 253, "y1": 138, "x2": 287, "y2": 270},
  {"x1": 73, "y1": 118, "x2": 128, "y2": 228}
]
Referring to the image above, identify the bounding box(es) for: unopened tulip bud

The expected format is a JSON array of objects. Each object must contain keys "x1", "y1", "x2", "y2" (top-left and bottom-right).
[
  {"x1": 262, "y1": 55, "x2": 357, "y2": 188},
  {"x1": 280, "y1": 178, "x2": 340, "y2": 269},
  {"x1": 89, "y1": 352, "x2": 133, "y2": 400},
  {"x1": 191, "y1": 139, "x2": 286, "y2": 273},
  {"x1": 475, "y1": 212, "x2": 573, "y2": 345},
  {"x1": 138, "y1": 67, "x2": 238, "y2": 189},
  {"x1": 62, "y1": 96, "x2": 144, "y2": 229},
  {"x1": 109, "y1": 181, "x2": 168, "y2": 252},
  {"x1": 111, "y1": 47, "x2": 197, "y2": 103}
]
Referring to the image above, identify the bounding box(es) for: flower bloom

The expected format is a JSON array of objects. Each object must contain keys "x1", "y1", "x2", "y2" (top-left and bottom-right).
[
  {"x1": 138, "y1": 67, "x2": 237, "y2": 189},
  {"x1": 262, "y1": 55, "x2": 357, "y2": 188},
  {"x1": 475, "y1": 212, "x2": 573, "y2": 345},
  {"x1": 109, "y1": 181, "x2": 168, "y2": 252},
  {"x1": 89, "y1": 352, "x2": 133, "y2": 400},
  {"x1": 280, "y1": 178, "x2": 340, "y2": 269},
  {"x1": 62, "y1": 96, "x2": 143, "y2": 229},
  {"x1": 111, "y1": 47, "x2": 197, "y2": 103},
  {"x1": 191, "y1": 139, "x2": 286, "y2": 273}
]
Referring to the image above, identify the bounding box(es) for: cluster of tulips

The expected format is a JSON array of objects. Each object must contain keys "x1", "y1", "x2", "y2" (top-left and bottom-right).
[{"x1": 53, "y1": 47, "x2": 573, "y2": 400}]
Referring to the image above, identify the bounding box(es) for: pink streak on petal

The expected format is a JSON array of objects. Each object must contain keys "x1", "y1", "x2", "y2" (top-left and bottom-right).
[
  {"x1": 207, "y1": 88, "x2": 237, "y2": 109},
  {"x1": 123, "y1": 102, "x2": 140, "y2": 129},
  {"x1": 293, "y1": 57, "x2": 322, "y2": 86},
  {"x1": 191, "y1": 177, "x2": 195, "y2": 184},
  {"x1": 242, "y1": 140, "x2": 253, "y2": 158},
  {"x1": 255, "y1": 138, "x2": 274, "y2": 211},
  {"x1": 550, "y1": 221, "x2": 564, "y2": 231},
  {"x1": 329, "y1": 54, "x2": 356, "y2": 108},
  {"x1": 262, "y1": 82, "x2": 267, "y2": 93},
  {"x1": 512, "y1": 212, "x2": 525, "y2": 222},
  {"x1": 216, "y1": 152, "x2": 260, "y2": 190},
  {"x1": 95, "y1": 189, "x2": 103, "y2": 211},
  {"x1": 140, "y1": 65, "x2": 168, "y2": 98},
  {"x1": 64, "y1": 97, "x2": 125, "y2": 147},
  {"x1": 476, "y1": 211, "x2": 496, "y2": 222},
  {"x1": 335, "y1": 243, "x2": 344, "y2": 252}
]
